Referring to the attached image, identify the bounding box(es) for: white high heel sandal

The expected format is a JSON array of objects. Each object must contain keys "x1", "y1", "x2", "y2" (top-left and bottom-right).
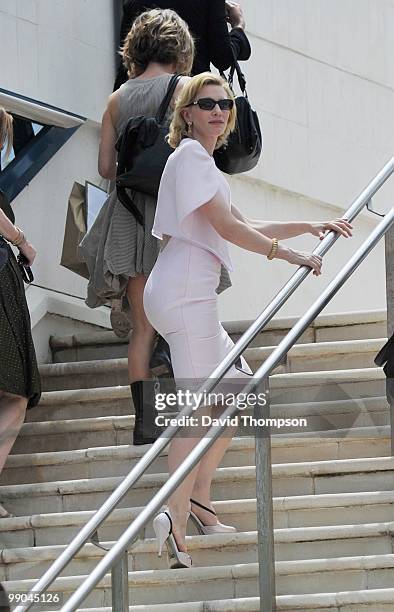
[
  {"x1": 189, "y1": 498, "x2": 236, "y2": 535},
  {"x1": 152, "y1": 511, "x2": 192, "y2": 569}
]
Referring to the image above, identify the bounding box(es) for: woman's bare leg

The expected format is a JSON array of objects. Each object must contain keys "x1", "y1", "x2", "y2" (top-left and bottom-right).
[
  {"x1": 126, "y1": 275, "x2": 156, "y2": 382},
  {"x1": 166, "y1": 405, "x2": 212, "y2": 552},
  {"x1": 0, "y1": 391, "x2": 27, "y2": 475},
  {"x1": 190, "y1": 405, "x2": 238, "y2": 525}
]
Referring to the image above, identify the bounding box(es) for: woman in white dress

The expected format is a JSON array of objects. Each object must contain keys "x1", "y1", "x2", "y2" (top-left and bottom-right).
[{"x1": 143, "y1": 72, "x2": 353, "y2": 567}]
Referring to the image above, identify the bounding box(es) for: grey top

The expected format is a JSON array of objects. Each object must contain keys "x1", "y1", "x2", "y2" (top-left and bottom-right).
[{"x1": 116, "y1": 73, "x2": 174, "y2": 136}]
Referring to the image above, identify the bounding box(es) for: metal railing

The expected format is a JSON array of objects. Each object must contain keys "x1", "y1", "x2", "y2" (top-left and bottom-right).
[
  {"x1": 61, "y1": 204, "x2": 394, "y2": 612},
  {"x1": 13, "y1": 158, "x2": 394, "y2": 612}
]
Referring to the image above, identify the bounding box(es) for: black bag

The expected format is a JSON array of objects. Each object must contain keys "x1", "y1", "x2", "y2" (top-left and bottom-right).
[
  {"x1": 375, "y1": 332, "x2": 394, "y2": 405},
  {"x1": 17, "y1": 252, "x2": 34, "y2": 284},
  {"x1": 214, "y1": 61, "x2": 262, "y2": 175},
  {"x1": 115, "y1": 74, "x2": 180, "y2": 226}
]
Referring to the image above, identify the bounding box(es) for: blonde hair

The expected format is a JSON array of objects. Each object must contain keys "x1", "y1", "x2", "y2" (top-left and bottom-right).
[
  {"x1": 121, "y1": 9, "x2": 194, "y2": 78},
  {"x1": 0, "y1": 107, "x2": 13, "y2": 160},
  {"x1": 168, "y1": 73, "x2": 237, "y2": 150}
]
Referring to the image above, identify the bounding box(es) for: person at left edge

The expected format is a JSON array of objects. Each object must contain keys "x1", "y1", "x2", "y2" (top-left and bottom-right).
[{"x1": 0, "y1": 107, "x2": 41, "y2": 519}]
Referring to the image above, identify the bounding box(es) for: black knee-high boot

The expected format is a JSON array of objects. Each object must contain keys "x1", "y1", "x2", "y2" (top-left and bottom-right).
[{"x1": 130, "y1": 380, "x2": 161, "y2": 445}]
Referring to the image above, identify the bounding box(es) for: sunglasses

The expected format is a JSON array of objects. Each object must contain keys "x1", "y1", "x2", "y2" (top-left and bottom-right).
[{"x1": 186, "y1": 97, "x2": 234, "y2": 111}]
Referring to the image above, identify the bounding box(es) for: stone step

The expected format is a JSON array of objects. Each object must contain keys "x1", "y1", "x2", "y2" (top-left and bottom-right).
[
  {"x1": 262, "y1": 338, "x2": 386, "y2": 374},
  {"x1": 13, "y1": 415, "x2": 134, "y2": 455},
  {"x1": 3, "y1": 554, "x2": 394, "y2": 607},
  {"x1": 45, "y1": 338, "x2": 388, "y2": 385},
  {"x1": 19, "y1": 392, "x2": 390, "y2": 455},
  {"x1": 1, "y1": 457, "x2": 394, "y2": 515},
  {"x1": 26, "y1": 381, "x2": 389, "y2": 429},
  {"x1": 40, "y1": 343, "x2": 387, "y2": 392},
  {"x1": 26, "y1": 386, "x2": 132, "y2": 422},
  {"x1": 269, "y1": 367, "x2": 386, "y2": 404},
  {"x1": 79, "y1": 588, "x2": 394, "y2": 611},
  {"x1": 2, "y1": 490, "x2": 394, "y2": 550},
  {"x1": 49, "y1": 310, "x2": 387, "y2": 363},
  {"x1": 2, "y1": 436, "x2": 255, "y2": 484},
  {"x1": 2, "y1": 427, "x2": 391, "y2": 485},
  {"x1": 39, "y1": 362, "x2": 387, "y2": 414},
  {"x1": 1, "y1": 522, "x2": 394, "y2": 581}
]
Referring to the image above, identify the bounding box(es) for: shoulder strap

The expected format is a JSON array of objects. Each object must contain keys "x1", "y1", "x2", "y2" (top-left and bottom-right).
[
  {"x1": 220, "y1": 48, "x2": 247, "y2": 95},
  {"x1": 156, "y1": 74, "x2": 181, "y2": 123},
  {"x1": 231, "y1": 61, "x2": 247, "y2": 94}
]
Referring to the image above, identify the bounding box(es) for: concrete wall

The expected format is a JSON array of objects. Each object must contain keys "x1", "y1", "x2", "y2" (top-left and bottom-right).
[
  {"x1": 0, "y1": 0, "x2": 115, "y2": 342},
  {"x1": 0, "y1": 0, "x2": 115, "y2": 121},
  {"x1": 219, "y1": 0, "x2": 394, "y2": 320},
  {"x1": 1, "y1": 0, "x2": 393, "y2": 337}
]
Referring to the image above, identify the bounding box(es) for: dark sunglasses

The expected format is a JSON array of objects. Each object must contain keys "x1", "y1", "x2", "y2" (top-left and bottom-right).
[{"x1": 186, "y1": 97, "x2": 234, "y2": 111}]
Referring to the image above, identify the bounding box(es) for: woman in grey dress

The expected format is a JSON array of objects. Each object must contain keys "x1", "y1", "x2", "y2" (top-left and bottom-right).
[{"x1": 79, "y1": 9, "x2": 194, "y2": 444}]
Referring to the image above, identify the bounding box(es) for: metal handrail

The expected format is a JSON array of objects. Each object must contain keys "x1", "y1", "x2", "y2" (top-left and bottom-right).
[
  {"x1": 13, "y1": 158, "x2": 394, "y2": 612},
  {"x1": 63, "y1": 205, "x2": 394, "y2": 611}
]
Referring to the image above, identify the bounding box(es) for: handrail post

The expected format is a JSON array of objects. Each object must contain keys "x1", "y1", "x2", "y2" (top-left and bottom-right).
[
  {"x1": 111, "y1": 550, "x2": 129, "y2": 612},
  {"x1": 254, "y1": 378, "x2": 276, "y2": 611},
  {"x1": 385, "y1": 224, "x2": 394, "y2": 455}
]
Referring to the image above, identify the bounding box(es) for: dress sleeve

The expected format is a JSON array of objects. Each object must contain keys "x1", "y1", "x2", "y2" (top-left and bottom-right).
[
  {"x1": 174, "y1": 142, "x2": 220, "y2": 236},
  {"x1": 207, "y1": 0, "x2": 251, "y2": 71}
]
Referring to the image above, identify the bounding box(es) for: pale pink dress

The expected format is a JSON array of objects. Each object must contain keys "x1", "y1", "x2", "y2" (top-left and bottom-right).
[{"x1": 143, "y1": 138, "x2": 252, "y2": 391}]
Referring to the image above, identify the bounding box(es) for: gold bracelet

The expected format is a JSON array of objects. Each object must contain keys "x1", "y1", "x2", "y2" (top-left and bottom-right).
[
  {"x1": 10, "y1": 227, "x2": 25, "y2": 247},
  {"x1": 267, "y1": 238, "x2": 278, "y2": 260}
]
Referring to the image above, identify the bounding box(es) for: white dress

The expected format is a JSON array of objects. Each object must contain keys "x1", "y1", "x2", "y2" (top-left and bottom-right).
[{"x1": 143, "y1": 138, "x2": 252, "y2": 392}]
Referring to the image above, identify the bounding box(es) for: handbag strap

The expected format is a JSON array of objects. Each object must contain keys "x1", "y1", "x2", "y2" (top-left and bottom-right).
[
  {"x1": 156, "y1": 74, "x2": 181, "y2": 124},
  {"x1": 229, "y1": 61, "x2": 247, "y2": 94},
  {"x1": 220, "y1": 47, "x2": 247, "y2": 96}
]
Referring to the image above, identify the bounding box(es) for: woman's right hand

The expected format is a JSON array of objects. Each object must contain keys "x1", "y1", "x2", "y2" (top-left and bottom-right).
[
  {"x1": 225, "y1": 1, "x2": 246, "y2": 29},
  {"x1": 279, "y1": 247, "x2": 323, "y2": 276},
  {"x1": 19, "y1": 240, "x2": 37, "y2": 266}
]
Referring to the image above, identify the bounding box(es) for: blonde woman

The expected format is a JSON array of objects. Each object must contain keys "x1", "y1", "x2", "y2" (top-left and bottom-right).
[
  {"x1": 80, "y1": 9, "x2": 194, "y2": 445},
  {"x1": 0, "y1": 108, "x2": 41, "y2": 518},
  {"x1": 143, "y1": 73, "x2": 353, "y2": 567}
]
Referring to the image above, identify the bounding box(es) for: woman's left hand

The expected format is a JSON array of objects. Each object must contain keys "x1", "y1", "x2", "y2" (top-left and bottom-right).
[
  {"x1": 310, "y1": 218, "x2": 353, "y2": 240},
  {"x1": 19, "y1": 240, "x2": 37, "y2": 266}
]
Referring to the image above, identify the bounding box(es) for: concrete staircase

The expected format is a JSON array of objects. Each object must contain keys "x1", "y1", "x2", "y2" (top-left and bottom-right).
[{"x1": 1, "y1": 310, "x2": 394, "y2": 611}]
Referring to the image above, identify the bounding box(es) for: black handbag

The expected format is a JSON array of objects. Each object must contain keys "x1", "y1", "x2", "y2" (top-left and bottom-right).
[
  {"x1": 17, "y1": 252, "x2": 34, "y2": 284},
  {"x1": 0, "y1": 237, "x2": 34, "y2": 283},
  {"x1": 115, "y1": 74, "x2": 180, "y2": 226},
  {"x1": 214, "y1": 61, "x2": 262, "y2": 175}
]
